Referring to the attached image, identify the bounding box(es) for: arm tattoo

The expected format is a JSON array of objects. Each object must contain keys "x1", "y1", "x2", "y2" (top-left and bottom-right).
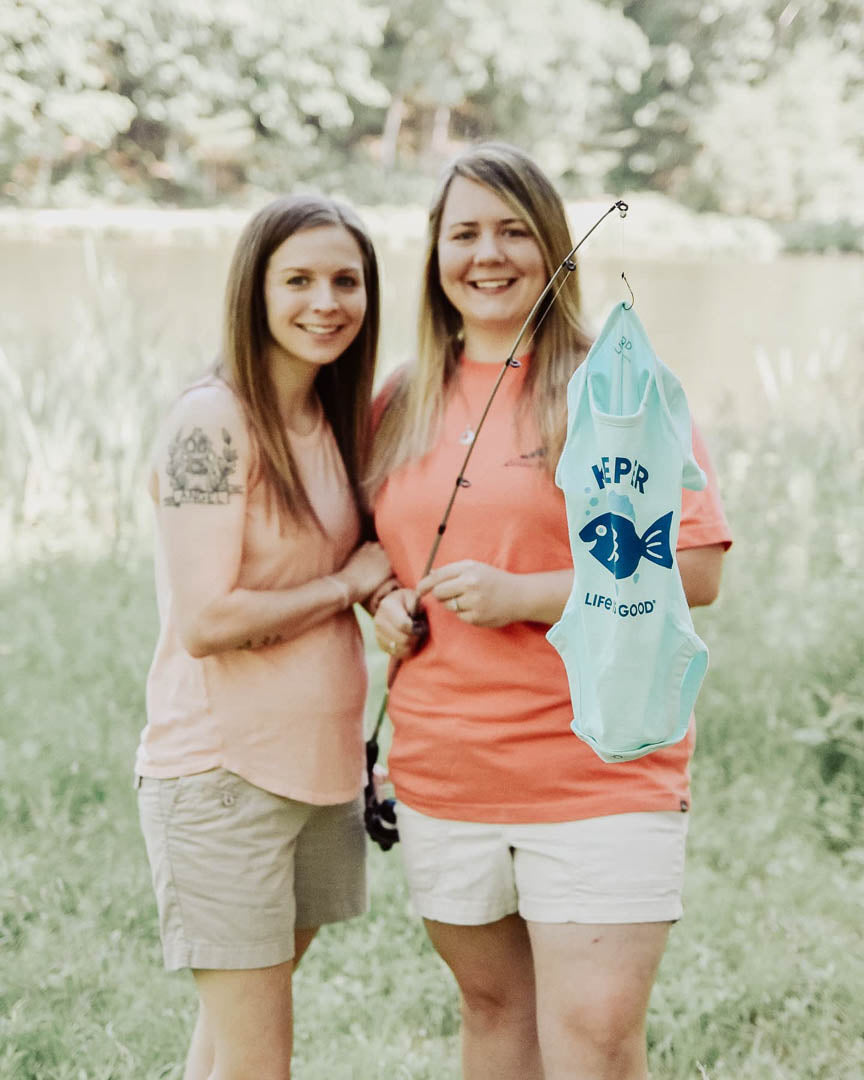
[{"x1": 163, "y1": 427, "x2": 244, "y2": 506}]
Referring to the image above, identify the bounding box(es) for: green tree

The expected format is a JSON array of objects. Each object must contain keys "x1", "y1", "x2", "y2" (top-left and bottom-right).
[
  {"x1": 688, "y1": 37, "x2": 864, "y2": 219},
  {"x1": 603, "y1": 0, "x2": 782, "y2": 197},
  {"x1": 2, "y1": 0, "x2": 863, "y2": 214},
  {"x1": 365, "y1": 0, "x2": 649, "y2": 193},
  {"x1": 1, "y1": 0, "x2": 387, "y2": 204},
  {"x1": 605, "y1": 0, "x2": 864, "y2": 219}
]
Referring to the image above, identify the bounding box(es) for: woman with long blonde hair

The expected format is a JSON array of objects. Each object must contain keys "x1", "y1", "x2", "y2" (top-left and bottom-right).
[
  {"x1": 136, "y1": 195, "x2": 393, "y2": 1080},
  {"x1": 371, "y1": 144, "x2": 731, "y2": 1080}
]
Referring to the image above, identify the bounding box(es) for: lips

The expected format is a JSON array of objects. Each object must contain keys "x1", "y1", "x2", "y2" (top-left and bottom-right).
[
  {"x1": 467, "y1": 278, "x2": 516, "y2": 291},
  {"x1": 297, "y1": 323, "x2": 345, "y2": 335}
]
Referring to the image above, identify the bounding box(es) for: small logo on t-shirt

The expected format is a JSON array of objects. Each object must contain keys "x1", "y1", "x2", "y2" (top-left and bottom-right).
[{"x1": 504, "y1": 446, "x2": 547, "y2": 468}]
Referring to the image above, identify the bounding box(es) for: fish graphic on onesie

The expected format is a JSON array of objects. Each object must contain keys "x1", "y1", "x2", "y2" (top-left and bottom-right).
[{"x1": 547, "y1": 303, "x2": 708, "y2": 763}]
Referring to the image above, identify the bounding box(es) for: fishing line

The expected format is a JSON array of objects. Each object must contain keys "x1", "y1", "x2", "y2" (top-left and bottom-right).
[
  {"x1": 416, "y1": 199, "x2": 629, "y2": 579},
  {"x1": 364, "y1": 199, "x2": 629, "y2": 841},
  {"x1": 517, "y1": 268, "x2": 577, "y2": 358}
]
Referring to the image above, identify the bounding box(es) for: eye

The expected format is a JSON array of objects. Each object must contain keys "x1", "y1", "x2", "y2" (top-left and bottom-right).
[
  {"x1": 334, "y1": 274, "x2": 361, "y2": 288},
  {"x1": 503, "y1": 225, "x2": 530, "y2": 238},
  {"x1": 449, "y1": 229, "x2": 476, "y2": 242},
  {"x1": 285, "y1": 274, "x2": 309, "y2": 287}
]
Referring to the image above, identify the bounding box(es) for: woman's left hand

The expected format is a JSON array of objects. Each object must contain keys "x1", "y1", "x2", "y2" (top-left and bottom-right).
[{"x1": 417, "y1": 560, "x2": 522, "y2": 629}]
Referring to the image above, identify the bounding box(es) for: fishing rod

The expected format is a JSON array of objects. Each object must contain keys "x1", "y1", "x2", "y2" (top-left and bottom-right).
[{"x1": 364, "y1": 198, "x2": 629, "y2": 850}]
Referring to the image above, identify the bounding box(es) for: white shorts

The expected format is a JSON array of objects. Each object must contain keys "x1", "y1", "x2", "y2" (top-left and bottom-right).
[{"x1": 396, "y1": 803, "x2": 689, "y2": 926}]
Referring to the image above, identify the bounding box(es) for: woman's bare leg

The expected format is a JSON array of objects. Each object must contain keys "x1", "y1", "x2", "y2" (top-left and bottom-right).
[
  {"x1": 424, "y1": 914, "x2": 542, "y2": 1080},
  {"x1": 528, "y1": 920, "x2": 670, "y2": 1080},
  {"x1": 183, "y1": 929, "x2": 318, "y2": 1080}
]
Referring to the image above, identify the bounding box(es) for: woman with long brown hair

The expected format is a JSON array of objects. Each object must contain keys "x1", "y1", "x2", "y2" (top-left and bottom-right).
[
  {"x1": 371, "y1": 144, "x2": 731, "y2": 1079},
  {"x1": 136, "y1": 195, "x2": 392, "y2": 1080}
]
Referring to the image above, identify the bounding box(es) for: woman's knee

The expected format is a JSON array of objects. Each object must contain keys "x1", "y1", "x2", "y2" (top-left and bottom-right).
[
  {"x1": 541, "y1": 995, "x2": 647, "y2": 1074},
  {"x1": 459, "y1": 977, "x2": 536, "y2": 1031}
]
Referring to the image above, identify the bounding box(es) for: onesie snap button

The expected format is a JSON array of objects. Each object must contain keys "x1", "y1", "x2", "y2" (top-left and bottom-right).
[{"x1": 221, "y1": 792, "x2": 236, "y2": 807}]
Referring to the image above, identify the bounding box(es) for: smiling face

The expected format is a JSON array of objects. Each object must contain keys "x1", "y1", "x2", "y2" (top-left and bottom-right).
[
  {"x1": 436, "y1": 175, "x2": 547, "y2": 349},
  {"x1": 263, "y1": 224, "x2": 367, "y2": 373}
]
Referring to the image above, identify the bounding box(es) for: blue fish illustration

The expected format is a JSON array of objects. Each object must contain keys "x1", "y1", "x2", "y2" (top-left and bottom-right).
[{"x1": 579, "y1": 510, "x2": 674, "y2": 579}]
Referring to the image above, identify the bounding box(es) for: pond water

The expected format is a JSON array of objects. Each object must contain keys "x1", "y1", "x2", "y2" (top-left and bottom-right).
[{"x1": 2, "y1": 225, "x2": 862, "y2": 426}]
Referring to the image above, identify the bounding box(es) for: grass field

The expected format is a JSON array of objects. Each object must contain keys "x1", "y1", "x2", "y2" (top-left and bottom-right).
[{"x1": 1, "y1": 309, "x2": 862, "y2": 1077}]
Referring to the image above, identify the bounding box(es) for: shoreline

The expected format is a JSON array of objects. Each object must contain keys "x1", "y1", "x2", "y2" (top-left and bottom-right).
[{"x1": 0, "y1": 198, "x2": 793, "y2": 260}]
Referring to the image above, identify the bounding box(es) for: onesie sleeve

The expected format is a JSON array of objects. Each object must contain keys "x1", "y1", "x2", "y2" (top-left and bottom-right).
[{"x1": 678, "y1": 422, "x2": 733, "y2": 551}]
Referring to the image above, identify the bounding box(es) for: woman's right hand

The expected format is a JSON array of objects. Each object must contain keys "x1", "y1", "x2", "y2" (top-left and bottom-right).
[
  {"x1": 374, "y1": 588, "x2": 421, "y2": 659},
  {"x1": 336, "y1": 542, "x2": 393, "y2": 605}
]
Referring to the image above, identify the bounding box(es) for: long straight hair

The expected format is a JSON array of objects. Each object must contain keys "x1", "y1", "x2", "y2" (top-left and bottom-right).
[
  {"x1": 220, "y1": 195, "x2": 380, "y2": 530},
  {"x1": 366, "y1": 142, "x2": 591, "y2": 498}
]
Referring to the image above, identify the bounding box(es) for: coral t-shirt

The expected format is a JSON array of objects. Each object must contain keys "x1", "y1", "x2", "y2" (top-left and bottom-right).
[{"x1": 373, "y1": 356, "x2": 732, "y2": 823}]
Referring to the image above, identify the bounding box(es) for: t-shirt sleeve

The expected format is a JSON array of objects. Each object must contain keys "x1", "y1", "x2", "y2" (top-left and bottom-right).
[{"x1": 678, "y1": 422, "x2": 733, "y2": 551}]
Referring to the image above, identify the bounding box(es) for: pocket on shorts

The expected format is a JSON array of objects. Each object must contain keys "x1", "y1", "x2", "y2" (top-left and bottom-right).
[
  {"x1": 172, "y1": 767, "x2": 245, "y2": 816},
  {"x1": 138, "y1": 775, "x2": 182, "y2": 824}
]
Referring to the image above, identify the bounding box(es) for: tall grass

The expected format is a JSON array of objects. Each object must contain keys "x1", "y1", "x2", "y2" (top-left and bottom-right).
[
  {"x1": 0, "y1": 250, "x2": 209, "y2": 564},
  {"x1": 696, "y1": 338, "x2": 864, "y2": 854},
  {"x1": 1, "y1": 287, "x2": 862, "y2": 1078}
]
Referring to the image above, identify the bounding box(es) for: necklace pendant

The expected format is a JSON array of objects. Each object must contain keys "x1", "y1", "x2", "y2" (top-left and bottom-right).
[{"x1": 459, "y1": 426, "x2": 475, "y2": 446}]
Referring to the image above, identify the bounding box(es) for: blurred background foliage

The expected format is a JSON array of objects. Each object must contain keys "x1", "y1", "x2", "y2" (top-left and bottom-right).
[{"x1": 2, "y1": 0, "x2": 864, "y2": 247}]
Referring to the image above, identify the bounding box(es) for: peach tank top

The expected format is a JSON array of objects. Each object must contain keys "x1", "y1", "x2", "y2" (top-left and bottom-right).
[{"x1": 136, "y1": 379, "x2": 366, "y2": 803}]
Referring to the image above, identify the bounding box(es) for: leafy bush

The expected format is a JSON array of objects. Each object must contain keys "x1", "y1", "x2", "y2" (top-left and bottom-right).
[
  {"x1": 695, "y1": 332, "x2": 864, "y2": 857},
  {"x1": 776, "y1": 219, "x2": 864, "y2": 255}
]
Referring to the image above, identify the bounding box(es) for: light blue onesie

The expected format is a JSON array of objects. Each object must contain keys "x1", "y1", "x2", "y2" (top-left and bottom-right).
[{"x1": 547, "y1": 303, "x2": 708, "y2": 763}]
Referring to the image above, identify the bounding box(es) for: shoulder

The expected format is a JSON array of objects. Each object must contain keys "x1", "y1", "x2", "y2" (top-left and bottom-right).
[
  {"x1": 169, "y1": 376, "x2": 246, "y2": 427},
  {"x1": 161, "y1": 377, "x2": 249, "y2": 439},
  {"x1": 153, "y1": 377, "x2": 253, "y2": 473},
  {"x1": 371, "y1": 366, "x2": 408, "y2": 432}
]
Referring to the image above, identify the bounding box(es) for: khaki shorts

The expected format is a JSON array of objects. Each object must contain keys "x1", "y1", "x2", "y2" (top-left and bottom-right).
[
  {"x1": 396, "y1": 804, "x2": 688, "y2": 926},
  {"x1": 137, "y1": 768, "x2": 367, "y2": 971}
]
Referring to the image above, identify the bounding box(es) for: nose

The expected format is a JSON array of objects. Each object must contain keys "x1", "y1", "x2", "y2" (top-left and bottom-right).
[
  {"x1": 473, "y1": 228, "x2": 505, "y2": 263},
  {"x1": 310, "y1": 282, "x2": 339, "y2": 312}
]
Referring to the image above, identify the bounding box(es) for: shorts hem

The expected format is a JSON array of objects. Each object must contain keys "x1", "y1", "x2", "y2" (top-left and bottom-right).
[
  {"x1": 295, "y1": 897, "x2": 368, "y2": 930},
  {"x1": 518, "y1": 899, "x2": 683, "y2": 925},
  {"x1": 409, "y1": 894, "x2": 519, "y2": 926},
  {"x1": 163, "y1": 939, "x2": 295, "y2": 972}
]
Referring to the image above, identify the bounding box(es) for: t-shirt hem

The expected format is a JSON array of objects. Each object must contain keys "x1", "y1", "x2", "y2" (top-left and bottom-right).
[
  {"x1": 134, "y1": 758, "x2": 364, "y2": 806},
  {"x1": 393, "y1": 788, "x2": 691, "y2": 824}
]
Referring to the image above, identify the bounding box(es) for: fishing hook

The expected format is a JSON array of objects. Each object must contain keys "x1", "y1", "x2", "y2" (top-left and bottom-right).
[{"x1": 622, "y1": 272, "x2": 635, "y2": 310}]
